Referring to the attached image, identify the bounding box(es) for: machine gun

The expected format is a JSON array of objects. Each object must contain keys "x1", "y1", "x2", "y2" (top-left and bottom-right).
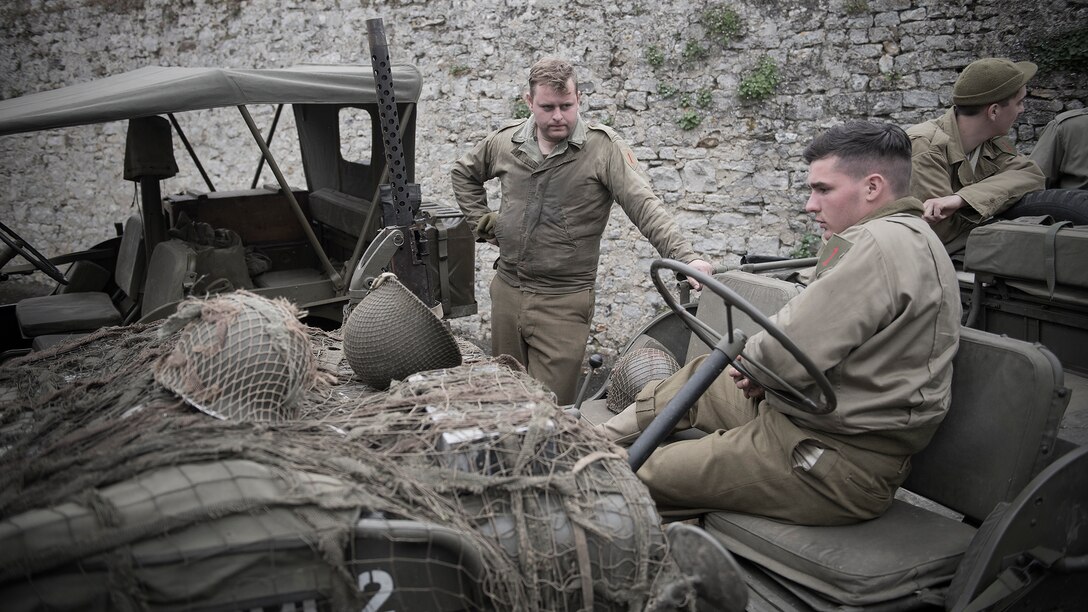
[{"x1": 348, "y1": 18, "x2": 438, "y2": 311}]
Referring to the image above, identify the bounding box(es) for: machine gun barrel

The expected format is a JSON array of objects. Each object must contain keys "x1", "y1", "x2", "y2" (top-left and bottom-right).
[{"x1": 364, "y1": 17, "x2": 436, "y2": 308}]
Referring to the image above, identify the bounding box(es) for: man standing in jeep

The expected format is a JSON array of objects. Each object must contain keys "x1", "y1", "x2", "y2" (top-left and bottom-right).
[
  {"x1": 451, "y1": 58, "x2": 713, "y2": 404},
  {"x1": 906, "y1": 58, "x2": 1045, "y2": 256}
]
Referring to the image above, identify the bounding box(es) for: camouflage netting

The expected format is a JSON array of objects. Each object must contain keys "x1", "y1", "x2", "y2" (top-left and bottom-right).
[
  {"x1": 153, "y1": 291, "x2": 320, "y2": 421},
  {"x1": 0, "y1": 292, "x2": 695, "y2": 611},
  {"x1": 607, "y1": 347, "x2": 681, "y2": 414}
]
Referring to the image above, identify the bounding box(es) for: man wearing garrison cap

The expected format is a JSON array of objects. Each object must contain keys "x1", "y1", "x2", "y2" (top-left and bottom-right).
[{"x1": 907, "y1": 58, "x2": 1045, "y2": 256}]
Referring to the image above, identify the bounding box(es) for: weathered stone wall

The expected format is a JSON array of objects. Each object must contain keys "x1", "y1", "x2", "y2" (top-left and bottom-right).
[{"x1": 1, "y1": 0, "x2": 1085, "y2": 359}]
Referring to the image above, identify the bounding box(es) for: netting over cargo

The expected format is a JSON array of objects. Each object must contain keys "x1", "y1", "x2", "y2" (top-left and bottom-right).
[
  {"x1": 0, "y1": 295, "x2": 696, "y2": 611},
  {"x1": 607, "y1": 347, "x2": 681, "y2": 414},
  {"x1": 153, "y1": 291, "x2": 318, "y2": 421}
]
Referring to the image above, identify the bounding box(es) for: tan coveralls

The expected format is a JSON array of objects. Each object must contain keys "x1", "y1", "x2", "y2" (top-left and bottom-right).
[
  {"x1": 1030, "y1": 108, "x2": 1088, "y2": 190},
  {"x1": 907, "y1": 108, "x2": 1045, "y2": 254},
  {"x1": 451, "y1": 118, "x2": 698, "y2": 403},
  {"x1": 633, "y1": 202, "x2": 962, "y2": 525}
]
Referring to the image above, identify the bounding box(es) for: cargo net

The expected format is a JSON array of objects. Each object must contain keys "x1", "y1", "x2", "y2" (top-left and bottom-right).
[
  {"x1": 153, "y1": 291, "x2": 318, "y2": 421},
  {"x1": 0, "y1": 297, "x2": 694, "y2": 611}
]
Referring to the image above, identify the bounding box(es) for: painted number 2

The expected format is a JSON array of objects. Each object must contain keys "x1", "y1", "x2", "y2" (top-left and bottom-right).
[{"x1": 359, "y1": 569, "x2": 394, "y2": 612}]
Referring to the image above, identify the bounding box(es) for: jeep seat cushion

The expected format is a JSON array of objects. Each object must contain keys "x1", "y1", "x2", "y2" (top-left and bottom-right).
[
  {"x1": 705, "y1": 501, "x2": 976, "y2": 605},
  {"x1": 16, "y1": 292, "x2": 122, "y2": 336}
]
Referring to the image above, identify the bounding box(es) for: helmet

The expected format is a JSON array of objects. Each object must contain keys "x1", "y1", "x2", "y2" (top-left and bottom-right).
[
  {"x1": 154, "y1": 291, "x2": 316, "y2": 421},
  {"x1": 343, "y1": 273, "x2": 461, "y2": 389},
  {"x1": 606, "y1": 346, "x2": 680, "y2": 414}
]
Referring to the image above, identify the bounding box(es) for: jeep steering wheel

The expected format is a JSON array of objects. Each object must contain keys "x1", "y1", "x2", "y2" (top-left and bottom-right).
[
  {"x1": 0, "y1": 220, "x2": 68, "y2": 285},
  {"x1": 627, "y1": 260, "x2": 835, "y2": 472}
]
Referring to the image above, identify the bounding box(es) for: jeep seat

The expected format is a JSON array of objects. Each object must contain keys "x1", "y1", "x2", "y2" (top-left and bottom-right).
[
  {"x1": 703, "y1": 328, "x2": 1070, "y2": 608},
  {"x1": 15, "y1": 214, "x2": 145, "y2": 337}
]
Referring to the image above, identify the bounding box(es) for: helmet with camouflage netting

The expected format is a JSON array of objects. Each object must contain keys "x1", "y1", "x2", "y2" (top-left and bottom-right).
[
  {"x1": 343, "y1": 273, "x2": 462, "y2": 389},
  {"x1": 606, "y1": 345, "x2": 680, "y2": 414},
  {"x1": 153, "y1": 291, "x2": 317, "y2": 421}
]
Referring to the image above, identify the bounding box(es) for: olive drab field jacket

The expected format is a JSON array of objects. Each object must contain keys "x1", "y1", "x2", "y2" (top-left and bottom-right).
[
  {"x1": 743, "y1": 199, "x2": 962, "y2": 456},
  {"x1": 1031, "y1": 108, "x2": 1088, "y2": 190},
  {"x1": 907, "y1": 108, "x2": 1045, "y2": 247},
  {"x1": 451, "y1": 118, "x2": 697, "y2": 294}
]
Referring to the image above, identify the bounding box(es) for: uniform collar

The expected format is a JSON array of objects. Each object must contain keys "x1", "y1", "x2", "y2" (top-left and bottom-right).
[
  {"x1": 512, "y1": 116, "x2": 586, "y2": 160},
  {"x1": 937, "y1": 108, "x2": 968, "y2": 165},
  {"x1": 857, "y1": 196, "x2": 924, "y2": 226}
]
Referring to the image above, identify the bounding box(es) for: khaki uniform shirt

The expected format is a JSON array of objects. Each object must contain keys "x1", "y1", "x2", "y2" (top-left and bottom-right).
[
  {"x1": 907, "y1": 108, "x2": 1045, "y2": 249},
  {"x1": 743, "y1": 199, "x2": 962, "y2": 455},
  {"x1": 1030, "y1": 108, "x2": 1088, "y2": 190},
  {"x1": 451, "y1": 117, "x2": 697, "y2": 294}
]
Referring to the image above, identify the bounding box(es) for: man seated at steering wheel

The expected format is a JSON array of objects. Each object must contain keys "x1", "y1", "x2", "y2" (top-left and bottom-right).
[{"x1": 598, "y1": 121, "x2": 962, "y2": 526}]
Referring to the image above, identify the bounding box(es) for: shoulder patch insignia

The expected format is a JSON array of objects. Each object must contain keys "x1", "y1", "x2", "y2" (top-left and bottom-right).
[
  {"x1": 814, "y1": 235, "x2": 852, "y2": 275},
  {"x1": 620, "y1": 143, "x2": 640, "y2": 169},
  {"x1": 993, "y1": 136, "x2": 1016, "y2": 155}
]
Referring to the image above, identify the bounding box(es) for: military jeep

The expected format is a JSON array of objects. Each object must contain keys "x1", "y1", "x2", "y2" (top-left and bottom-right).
[
  {"x1": 576, "y1": 255, "x2": 1087, "y2": 610},
  {"x1": 0, "y1": 62, "x2": 476, "y2": 360}
]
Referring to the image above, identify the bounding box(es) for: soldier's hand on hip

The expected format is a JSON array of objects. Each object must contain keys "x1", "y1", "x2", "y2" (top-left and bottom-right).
[{"x1": 475, "y1": 211, "x2": 498, "y2": 242}]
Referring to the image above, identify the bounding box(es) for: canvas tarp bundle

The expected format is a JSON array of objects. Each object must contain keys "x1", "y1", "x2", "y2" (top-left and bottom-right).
[
  {"x1": 964, "y1": 220, "x2": 1088, "y2": 292},
  {"x1": 1, "y1": 460, "x2": 362, "y2": 611},
  {"x1": 0, "y1": 308, "x2": 689, "y2": 611}
]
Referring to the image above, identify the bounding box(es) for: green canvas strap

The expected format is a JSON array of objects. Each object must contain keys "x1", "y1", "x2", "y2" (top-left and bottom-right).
[
  {"x1": 1044, "y1": 221, "x2": 1072, "y2": 298},
  {"x1": 436, "y1": 225, "x2": 452, "y2": 314},
  {"x1": 962, "y1": 547, "x2": 1063, "y2": 612}
]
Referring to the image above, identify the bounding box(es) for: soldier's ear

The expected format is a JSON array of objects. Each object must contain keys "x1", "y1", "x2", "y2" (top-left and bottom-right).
[{"x1": 864, "y1": 174, "x2": 887, "y2": 202}]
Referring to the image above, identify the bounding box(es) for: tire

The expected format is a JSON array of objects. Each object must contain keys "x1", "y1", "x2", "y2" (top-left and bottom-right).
[{"x1": 1000, "y1": 189, "x2": 1088, "y2": 224}]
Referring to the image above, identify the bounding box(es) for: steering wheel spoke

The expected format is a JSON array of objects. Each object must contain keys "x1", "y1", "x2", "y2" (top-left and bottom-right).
[{"x1": 0, "y1": 221, "x2": 67, "y2": 285}]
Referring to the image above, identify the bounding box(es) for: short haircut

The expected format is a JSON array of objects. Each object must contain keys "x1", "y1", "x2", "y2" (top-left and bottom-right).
[
  {"x1": 528, "y1": 58, "x2": 577, "y2": 96},
  {"x1": 802, "y1": 120, "x2": 913, "y2": 197}
]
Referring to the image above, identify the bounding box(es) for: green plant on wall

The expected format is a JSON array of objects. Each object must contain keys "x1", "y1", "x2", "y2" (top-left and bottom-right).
[
  {"x1": 513, "y1": 97, "x2": 530, "y2": 119},
  {"x1": 790, "y1": 232, "x2": 822, "y2": 258},
  {"x1": 682, "y1": 40, "x2": 709, "y2": 63},
  {"x1": 1032, "y1": 26, "x2": 1088, "y2": 74},
  {"x1": 677, "y1": 110, "x2": 702, "y2": 131},
  {"x1": 645, "y1": 45, "x2": 665, "y2": 69},
  {"x1": 657, "y1": 83, "x2": 679, "y2": 98},
  {"x1": 702, "y1": 5, "x2": 742, "y2": 46},
  {"x1": 844, "y1": 0, "x2": 869, "y2": 16},
  {"x1": 695, "y1": 88, "x2": 713, "y2": 108},
  {"x1": 738, "y1": 56, "x2": 779, "y2": 102},
  {"x1": 449, "y1": 64, "x2": 470, "y2": 77}
]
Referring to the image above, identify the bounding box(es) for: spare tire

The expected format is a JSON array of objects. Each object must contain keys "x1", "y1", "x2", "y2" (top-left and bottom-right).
[{"x1": 1000, "y1": 189, "x2": 1088, "y2": 224}]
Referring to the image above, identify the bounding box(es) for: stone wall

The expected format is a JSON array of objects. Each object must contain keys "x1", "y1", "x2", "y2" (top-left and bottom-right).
[{"x1": 1, "y1": 0, "x2": 1085, "y2": 359}]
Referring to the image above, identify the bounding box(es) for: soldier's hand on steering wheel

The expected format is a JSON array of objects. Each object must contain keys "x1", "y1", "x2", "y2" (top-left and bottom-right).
[{"x1": 728, "y1": 363, "x2": 765, "y2": 400}]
